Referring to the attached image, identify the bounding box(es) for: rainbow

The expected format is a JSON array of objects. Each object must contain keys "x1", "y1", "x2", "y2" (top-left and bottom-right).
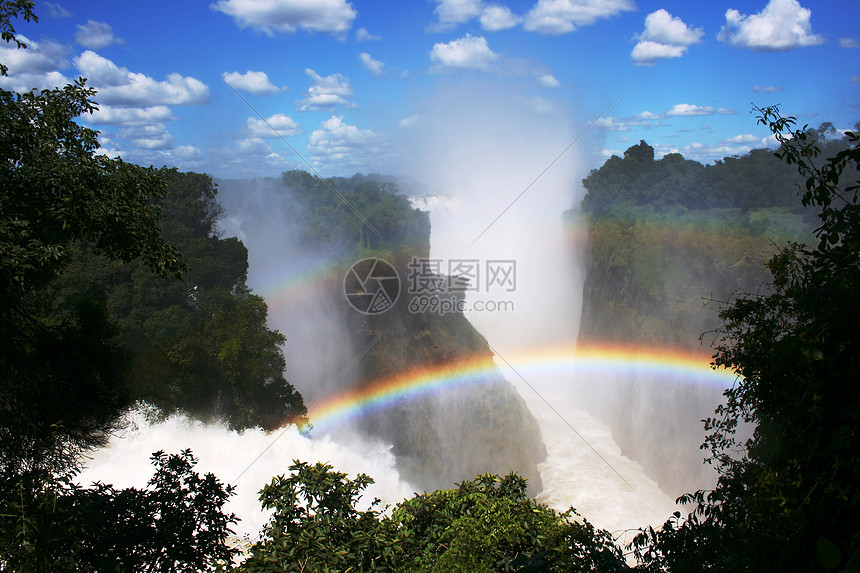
[
  {"x1": 301, "y1": 343, "x2": 738, "y2": 434},
  {"x1": 252, "y1": 255, "x2": 342, "y2": 313}
]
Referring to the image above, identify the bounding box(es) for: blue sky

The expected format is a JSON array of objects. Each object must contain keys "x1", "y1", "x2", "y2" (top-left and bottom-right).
[{"x1": 2, "y1": 0, "x2": 858, "y2": 179}]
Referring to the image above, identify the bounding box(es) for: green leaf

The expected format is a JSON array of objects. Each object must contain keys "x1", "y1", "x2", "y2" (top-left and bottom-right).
[{"x1": 818, "y1": 536, "x2": 842, "y2": 570}]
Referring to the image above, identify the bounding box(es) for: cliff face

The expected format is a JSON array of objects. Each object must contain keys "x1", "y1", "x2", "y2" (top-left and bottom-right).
[
  {"x1": 341, "y1": 257, "x2": 546, "y2": 494},
  {"x1": 217, "y1": 173, "x2": 546, "y2": 494},
  {"x1": 575, "y1": 143, "x2": 816, "y2": 496}
]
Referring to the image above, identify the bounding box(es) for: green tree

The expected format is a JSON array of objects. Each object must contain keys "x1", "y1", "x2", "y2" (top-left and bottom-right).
[
  {"x1": 630, "y1": 108, "x2": 860, "y2": 572},
  {"x1": 0, "y1": 1, "x2": 183, "y2": 479},
  {"x1": 2, "y1": 449, "x2": 238, "y2": 572},
  {"x1": 237, "y1": 461, "x2": 400, "y2": 573},
  {"x1": 1, "y1": 6, "x2": 238, "y2": 570},
  {"x1": 41, "y1": 168, "x2": 307, "y2": 431},
  {"x1": 392, "y1": 473, "x2": 626, "y2": 573},
  {"x1": 237, "y1": 463, "x2": 627, "y2": 573}
]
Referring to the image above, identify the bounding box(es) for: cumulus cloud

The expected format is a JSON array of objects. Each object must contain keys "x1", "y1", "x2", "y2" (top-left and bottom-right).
[
  {"x1": 5, "y1": 36, "x2": 68, "y2": 72},
  {"x1": 207, "y1": 137, "x2": 291, "y2": 178},
  {"x1": 753, "y1": 84, "x2": 784, "y2": 93},
  {"x1": 297, "y1": 68, "x2": 354, "y2": 111},
  {"x1": 75, "y1": 20, "x2": 123, "y2": 49},
  {"x1": 74, "y1": 51, "x2": 210, "y2": 107},
  {"x1": 430, "y1": 0, "x2": 521, "y2": 32},
  {"x1": 211, "y1": 0, "x2": 357, "y2": 36},
  {"x1": 479, "y1": 5, "x2": 522, "y2": 30},
  {"x1": 718, "y1": 0, "x2": 824, "y2": 51},
  {"x1": 356, "y1": 27, "x2": 381, "y2": 42},
  {"x1": 119, "y1": 123, "x2": 174, "y2": 150},
  {"x1": 307, "y1": 115, "x2": 389, "y2": 172},
  {"x1": 431, "y1": 0, "x2": 483, "y2": 29},
  {"x1": 430, "y1": 34, "x2": 499, "y2": 71},
  {"x1": 0, "y1": 35, "x2": 70, "y2": 90},
  {"x1": 632, "y1": 9, "x2": 703, "y2": 65},
  {"x1": 359, "y1": 53, "x2": 385, "y2": 76},
  {"x1": 99, "y1": 145, "x2": 207, "y2": 172},
  {"x1": 524, "y1": 0, "x2": 635, "y2": 35},
  {"x1": 246, "y1": 113, "x2": 303, "y2": 137},
  {"x1": 839, "y1": 38, "x2": 859, "y2": 48},
  {"x1": 86, "y1": 105, "x2": 174, "y2": 125},
  {"x1": 537, "y1": 73, "x2": 560, "y2": 87},
  {"x1": 222, "y1": 70, "x2": 283, "y2": 95}
]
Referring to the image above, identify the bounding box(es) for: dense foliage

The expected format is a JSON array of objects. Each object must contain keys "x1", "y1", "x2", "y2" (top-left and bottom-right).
[
  {"x1": 0, "y1": 5, "x2": 287, "y2": 570},
  {"x1": 236, "y1": 461, "x2": 626, "y2": 573},
  {"x1": 281, "y1": 169, "x2": 430, "y2": 256},
  {"x1": 578, "y1": 139, "x2": 822, "y2": 349},
  {"x1": 629, "y1": 109, "x2": 860, "y2": 571},
  {"x1": 0, "y1": 2, "x2": 182, "y2": 482},
  {"x1": 48, "y1": 170, "x2": 307, "y2": 431},
  {"x1": 2, "y1": 450, "x2": 237, "y2": 572}
]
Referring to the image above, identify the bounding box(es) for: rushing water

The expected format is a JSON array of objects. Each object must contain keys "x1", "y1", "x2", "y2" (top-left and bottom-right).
[{"x1": 78, "y1": 88, "x2": 725, "y2": 541}]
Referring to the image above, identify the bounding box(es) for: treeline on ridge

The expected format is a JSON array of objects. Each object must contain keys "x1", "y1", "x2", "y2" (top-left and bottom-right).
[{"x1": 39, "y1": 169, "x2": 308, "y2": 432}]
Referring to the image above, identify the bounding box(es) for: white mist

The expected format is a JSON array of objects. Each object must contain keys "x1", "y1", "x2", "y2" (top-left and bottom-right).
[{"x1": 403, "y1": 81, "x2": 678, "y2": 535}]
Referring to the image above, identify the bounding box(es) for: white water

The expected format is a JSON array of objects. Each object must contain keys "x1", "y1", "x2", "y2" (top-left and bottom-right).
[
  {"x1": 77, "y1": 408, "x2": 415, "y2": 538},
  {"x1": 78, "y1": 83, "x2": 688, "y2": 541},
  {"x1": 406, "y1": 85, "x2": 678, "y2": 537}
]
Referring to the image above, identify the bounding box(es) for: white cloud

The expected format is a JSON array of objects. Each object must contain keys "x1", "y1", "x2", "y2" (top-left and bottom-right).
[
  {"x1": 222, "y1": 70, "x2": 282, "y2": 95},
  {"x1": 631, "y1": 41, "x2": 686, "y2": 64},
  {"x1": 718, "y1": 0, "x2": 824, "y2": 51},
  {"x1": 99, "y1": 145, "x2": 207, "y2": 172},
  {"x1": 246, "y1": 114, "x2": 303, "y2": 137},
  {"x1": 595, "y1": 115, "x2": 657, "y2": 131},
  {"x1": 432, "y1": 0, "x2": 484, "y2": 29},
  {"x1": 297, "y1": 68, "x2": 354, "y2": 111},
  {"x1": 359, "y1": 53, "x2": 385, "y2": 76},
  {"x1": 665, "y1": 103, "x2": 736, "y2": 117},
  {"x1": 0, "y1": 35, "x2": 70, "y2": 91},
  {"x1": 430, "y1": 0, "x2": 521, "y2": 32},
  {"x1": 480, "y1": 5, "x2": 522, "y2": 31},
  {"x1": 0, "y1": 35, "x2": 67, "y2": 74},
  {"x1": 524, "y1": 0, "x2": 635, "y2": 35},
  {"x1": 632, "y1": 9, "x2": 703, "y2": 65},
  {"x1": 207, "y1": 138, "x2": 291, "y2": 178},
  {"x1": 75, "y1": 20, "x2": 123, "y2": 49},
  {"x1": 211, "y1": 0, "x2": 357, "y2": 36},
  {"x1": 119, "y1": 123, "x2": 174, "y2": 150},
  {"x1": 87, "y1": 105, "x2": 174, "y2": 125},
  {"x1": 356, "y1": 27, "x2": 381, "y2": 42},
  {"x1": 44, "y1": 2, "x2": 72, "y2": 18},
  {"x1": 74, "y1": 51, "x2": 210, "y2": 107},
  {"x1": 537, "y1": 73, "x2": 560, "y2": 87},
  {"x1": 839, "y1": 38, "x2": 859, "y2": 48},
  {"x1": 307, "y1": 115, "x2": 389, "y2": 172},
  {"x1": 753, "y1": 84, "x2": 784, "y2": 93},
  {"x1": 430, "y1": 34, "x2": 499, "y2": 71},
  {"x1": 723, "y1": 133, "x2": 763, "y2": 144},
  {"x1": 398, "y1": 114, "x2": 421, "y2": 129}
]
